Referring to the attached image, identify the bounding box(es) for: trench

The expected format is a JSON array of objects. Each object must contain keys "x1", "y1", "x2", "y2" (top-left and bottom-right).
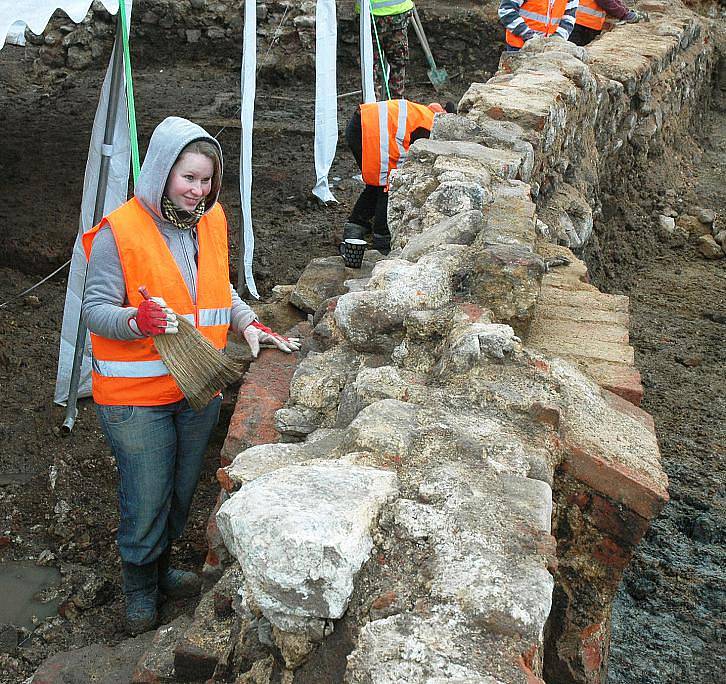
[{"x1": 582, "y1": 88, "x2": 726, "y2": 683}]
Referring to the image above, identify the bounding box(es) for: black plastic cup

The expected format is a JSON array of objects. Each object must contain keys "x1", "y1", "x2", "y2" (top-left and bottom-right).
[{"x1": 342, "y1": 239, "x2": 367, "y2": 268}]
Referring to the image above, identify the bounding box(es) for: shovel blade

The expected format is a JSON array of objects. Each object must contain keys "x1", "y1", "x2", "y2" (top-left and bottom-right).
[{"x1": 428, "y1": 66, "x2": 449, "y2": 91}]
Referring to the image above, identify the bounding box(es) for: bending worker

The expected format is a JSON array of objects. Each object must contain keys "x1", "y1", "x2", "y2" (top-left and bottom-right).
[
  {"x1": 343, "y1": 99, "x2": 453, "y2": 254},
  {"x1": 498, "y1": 0, "x2": 579, "y2": 51},
  {"x1": 82, "y1": 117, "x2": 299, "y2": 635},
  {"x1": 357, "y1": 0, "x2": 413, "y2": 99},
  {"x1": 569, "y1": 1, "x2": 647, "y2": 46}
]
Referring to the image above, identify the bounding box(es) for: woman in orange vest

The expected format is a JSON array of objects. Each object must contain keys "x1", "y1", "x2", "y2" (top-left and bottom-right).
[
  {"x1": 342, "y1": 99, "x2": 454, "y2": 254},
  {"x1": 82, "y1": 117, "x2": 300, "y2": 635},
  {"x1": 498, "y1": 0, "x2": 579, "y2": 52},
  {"x1": 569, "y1": 1, "x2": 646, "y2": 46}
]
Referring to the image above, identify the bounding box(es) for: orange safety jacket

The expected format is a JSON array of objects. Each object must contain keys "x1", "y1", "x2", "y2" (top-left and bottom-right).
[
  {"x1": 506, "y1": 0, "x2": 568, "y2": 48},
  {"x1": 82, "y1": 197, "x2": 232, "y2": 406},
  {"x1": 575, "y1": 0, "x2": 606, "y2": 30},
  {"x1": 360, "y1": 99, "x2": 435, "y2": 188}
]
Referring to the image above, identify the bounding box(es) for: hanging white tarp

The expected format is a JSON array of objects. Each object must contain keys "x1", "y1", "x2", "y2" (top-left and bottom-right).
[
  {"x1": 311, "y1": 0, "x2": 338, "y2": 204},
  {"x1": 0, "y1": 1, "x2": 120, "y2": 50},
  {"x1": 53, "y1": 1, "x2": 133, "y2": 404},
  {"x1": 239, "y1": 0, "x2": 259, "y2": 298},
  {"x1": 359, "y1": 0, "x2": 375, "y2": 104}
]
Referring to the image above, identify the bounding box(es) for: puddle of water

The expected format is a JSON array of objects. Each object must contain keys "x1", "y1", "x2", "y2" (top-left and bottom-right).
[{"x1": 0, "y1": 561, "x2": 62, "y2": 630}]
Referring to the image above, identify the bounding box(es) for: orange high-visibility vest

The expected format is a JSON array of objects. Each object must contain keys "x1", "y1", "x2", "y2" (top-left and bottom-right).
[
  {"x1": 575, "y1": 0, "x2": 606, "y2": 30},
  {"x1": 506, "y1": 0, "x2": 568, "y2": 48},
  {"x1": 360, "y1": 100, "x2": 435, "y2": 188},
  {"x1": 82, "y1": 198, "x2": 232, "y2": 406}
]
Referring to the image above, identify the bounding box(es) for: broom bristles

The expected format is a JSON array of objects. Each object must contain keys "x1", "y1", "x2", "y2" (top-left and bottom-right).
[{"x1": 153, "y1": 316, "x2": 245, "y2": 411}]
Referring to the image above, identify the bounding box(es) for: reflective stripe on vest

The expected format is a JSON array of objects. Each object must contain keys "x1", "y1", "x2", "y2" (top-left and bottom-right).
[
  {"x1": 82, "y1": 197, "x2": 232, "y2": 406},
  {"x1": 360, "y1": 100, "x2": 435, "y2": 188},
  {"x1": 575, "y1": 0, "x2": 606, "y2": 30},
  {"x1": 505, "y1": 0, "x2": 567, "y2": 47}
]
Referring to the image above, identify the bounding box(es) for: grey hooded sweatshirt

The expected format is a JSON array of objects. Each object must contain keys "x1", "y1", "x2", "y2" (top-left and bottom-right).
[{"x1": 82, "y1": 117, "x2": 256, "y2": 341}]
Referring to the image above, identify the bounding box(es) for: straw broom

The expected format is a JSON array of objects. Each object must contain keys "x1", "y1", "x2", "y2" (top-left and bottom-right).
[{"x1": 140, "y1": 287, "x2": 245, "y2": 411}]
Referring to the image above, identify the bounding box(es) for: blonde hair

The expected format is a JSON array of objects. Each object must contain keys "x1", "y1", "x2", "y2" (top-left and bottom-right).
[{"x1": 178, "y1": 139, "x2": 222, "y2": 202}]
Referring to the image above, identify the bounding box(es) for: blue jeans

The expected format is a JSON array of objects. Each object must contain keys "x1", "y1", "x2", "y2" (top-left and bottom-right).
[{"x1": 96, "y1": 397, "x2": 221, "y2": 566}]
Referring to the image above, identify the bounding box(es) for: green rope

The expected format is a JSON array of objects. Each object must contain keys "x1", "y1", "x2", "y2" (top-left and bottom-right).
[
  {"x1": 369, "y1": 11, "x2": 392, "y2": 101},
  {"x1": 118, "y1": 1, "x2": 140, "y2": 184}
]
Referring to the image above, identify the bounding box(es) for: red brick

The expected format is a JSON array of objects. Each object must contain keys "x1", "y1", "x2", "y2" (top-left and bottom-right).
[
  {"x1": 589, "y1": 493, "x2": 651, "y2": 545},
  {"x1": 564, "y1": 442, "x2": 669, "y2": 521},
  {"x1": 216, "y1": 467, "x2": 235, "y2": 493},
  {"x1": 580, "y1": 622, "x2": 605, "y2": 678},
  {"x1": 592, "y1": 537, "x2": 630, "y2": 570},
  {"x1": 529, "y1": 401, "x2": 561, "y2": 431},
  {"x1": 371, "y1": 591, "x2": 397, "y2": 610},
  {"x1": 600, "y1": 388, "x2": 654, "y2": 433},
  {"x1": 221, "y1": 349, "x2": 300, "y2": 463}
]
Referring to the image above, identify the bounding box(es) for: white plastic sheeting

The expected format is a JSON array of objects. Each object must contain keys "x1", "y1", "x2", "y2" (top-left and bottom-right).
[
  {"x1": 0, "y1": 1, "x2": 120, "y2": 50},
  {"x1": 53, "y1": 1, "x2": 133, "y2": 404},
  {"x1": 359, "y1": 0, "x2": 375, "y2": 104},
  {"x1": 311, "y1": 0, "x2": 338, "y2": 204},
  {"x1": 239, "y1": 0, "x2": 259, "y2": 299}
]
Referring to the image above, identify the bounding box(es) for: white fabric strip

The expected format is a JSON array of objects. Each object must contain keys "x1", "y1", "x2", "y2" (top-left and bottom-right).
[
  {"x1": 312, "y1": 0, "x2": 338, "y2": 204},
  {"x1": 239, "y1": 0, "x2": 259, "y2": 298},
  {"x1": 54, "y1": 0, "x2": 133, "y2": 405},
  {"x1": 359, "y1": 0, "x2": 375, "y2": 104}
]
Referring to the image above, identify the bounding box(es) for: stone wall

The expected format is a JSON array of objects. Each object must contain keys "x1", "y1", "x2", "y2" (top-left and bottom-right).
[{"x1": 203, "y1": 4, "x2": 717, "y2": 684}]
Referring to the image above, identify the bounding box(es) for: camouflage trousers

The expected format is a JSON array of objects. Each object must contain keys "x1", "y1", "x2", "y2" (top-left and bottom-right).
[{"x1": 371, "y1": 10, "x2": 411, "y2": 100}]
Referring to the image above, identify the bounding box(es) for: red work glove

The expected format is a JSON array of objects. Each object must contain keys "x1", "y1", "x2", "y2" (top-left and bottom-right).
[
  {"x1": 242, "y1": 320, "x2": 301, "y2": 358},
  {"x1": 132, "y1": 288, "x2": 179, "y2": 337}
]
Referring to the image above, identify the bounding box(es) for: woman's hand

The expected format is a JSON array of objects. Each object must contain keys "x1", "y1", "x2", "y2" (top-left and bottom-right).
[
  {"x1": 133, "y1": 289, "x2": 179, "y2": 336},
  {"x1": 242, "y1": 321, "x2": 301, "y2": 358}
]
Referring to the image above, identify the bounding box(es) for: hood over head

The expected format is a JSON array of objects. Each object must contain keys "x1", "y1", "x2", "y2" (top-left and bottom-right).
[{"x1": 134, "y1": 116, "x2": 224, "y2": 219}]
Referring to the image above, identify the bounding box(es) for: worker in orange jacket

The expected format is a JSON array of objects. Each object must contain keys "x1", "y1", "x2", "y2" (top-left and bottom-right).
[
  {"x1": 82, "y1": 117, "x2": 299, "y2": 635},
  {"x1": 498, "y1": 1, "x2": 579, "y2": 51},
  {"x1": 343, "y1": 99, "x2": 454, "y2": 254},
  {"x1": 569, "y1": 0, "x2": 647, "y2": 46}
]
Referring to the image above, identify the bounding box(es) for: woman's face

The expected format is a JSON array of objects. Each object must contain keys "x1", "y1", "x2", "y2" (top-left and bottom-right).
[{"x1": 165, "y1": 151, "x2": 214, "y2": 211}]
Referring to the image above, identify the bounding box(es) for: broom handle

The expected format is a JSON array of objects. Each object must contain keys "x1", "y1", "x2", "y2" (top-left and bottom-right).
[{"x1": 138, "y1": 286, "x2": 151, "y2": 301}]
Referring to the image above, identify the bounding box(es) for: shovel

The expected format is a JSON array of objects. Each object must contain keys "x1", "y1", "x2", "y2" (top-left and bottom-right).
[{"x1": 410, "y1": 6, "x2": 448, "y2": 91}]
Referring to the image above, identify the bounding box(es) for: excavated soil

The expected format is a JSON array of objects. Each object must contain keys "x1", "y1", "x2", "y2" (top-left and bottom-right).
[
  {"x1": 586, "y1": 102, "x2": 726, "y2": 682},
  {"x1": 0, "y1": 20, "x2": 724, "y2": 684}
]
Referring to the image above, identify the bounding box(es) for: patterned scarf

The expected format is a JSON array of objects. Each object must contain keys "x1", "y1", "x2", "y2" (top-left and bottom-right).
[{"x1": 161, "y1": 195, "x2": 206, "y2": 230}]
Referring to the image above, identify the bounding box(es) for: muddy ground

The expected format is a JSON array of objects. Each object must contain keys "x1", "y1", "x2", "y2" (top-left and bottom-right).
[{"x1": 0, "y1": 20, "x2": 724, "y2": 684}]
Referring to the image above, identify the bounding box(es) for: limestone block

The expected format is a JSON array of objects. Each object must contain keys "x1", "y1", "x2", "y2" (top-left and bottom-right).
[
  {"x1": 219, "y1": 443, "x2": 307, "y2": 491},
  {"x1": 437, "y1": 323, "x2": 521, "y2": 376},
  {"x1": 288, "y1": 347, "x2": 362, "y2": 412},
  {"x1": 432, "y1": 115, "x2": 535, "y2": 182},
  {"x1": 274, "y1": 405, "x2": 323, "y2": 438},
  {"x1": 217, "y1": 462, "x2": 399, "y2": 634},
  {"x1": 345, "y1": 609, "x2": 523, "y2": 683},
  {"x1": 400, "y1": 210, "x2": 484, "y2": 261},
  {"x1": 343, "y1": 399, "x2": 419, "y2": 458},
  {"x1": 290, "y1": 255, "x2": 381, "y2": 314},
  {"x1": 461, "y1": 243, "x2": 545, "y2": 335},
  {"x1": 333, "y1": 249, "x2": 463, "y2": 352}
]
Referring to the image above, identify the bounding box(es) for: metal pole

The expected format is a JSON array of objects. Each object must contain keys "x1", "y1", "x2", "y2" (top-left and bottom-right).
[{"x1": 62, "y1": 13, "x2": 127, "y2": 433}]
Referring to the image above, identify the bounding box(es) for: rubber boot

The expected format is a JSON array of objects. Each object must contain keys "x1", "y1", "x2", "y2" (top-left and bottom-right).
[
  {"x1": 343, "y1": 222, "x2": 368, "y2": 241},
  {"x1": 372, "y1": 233, "x2": 391, "y2": 255},
  {"x1": 121, "y1": 561, "x2": 159, "y2": 635},
  {"x1": 157, "y1": 547, "x2": 202, "y2": 600}
]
